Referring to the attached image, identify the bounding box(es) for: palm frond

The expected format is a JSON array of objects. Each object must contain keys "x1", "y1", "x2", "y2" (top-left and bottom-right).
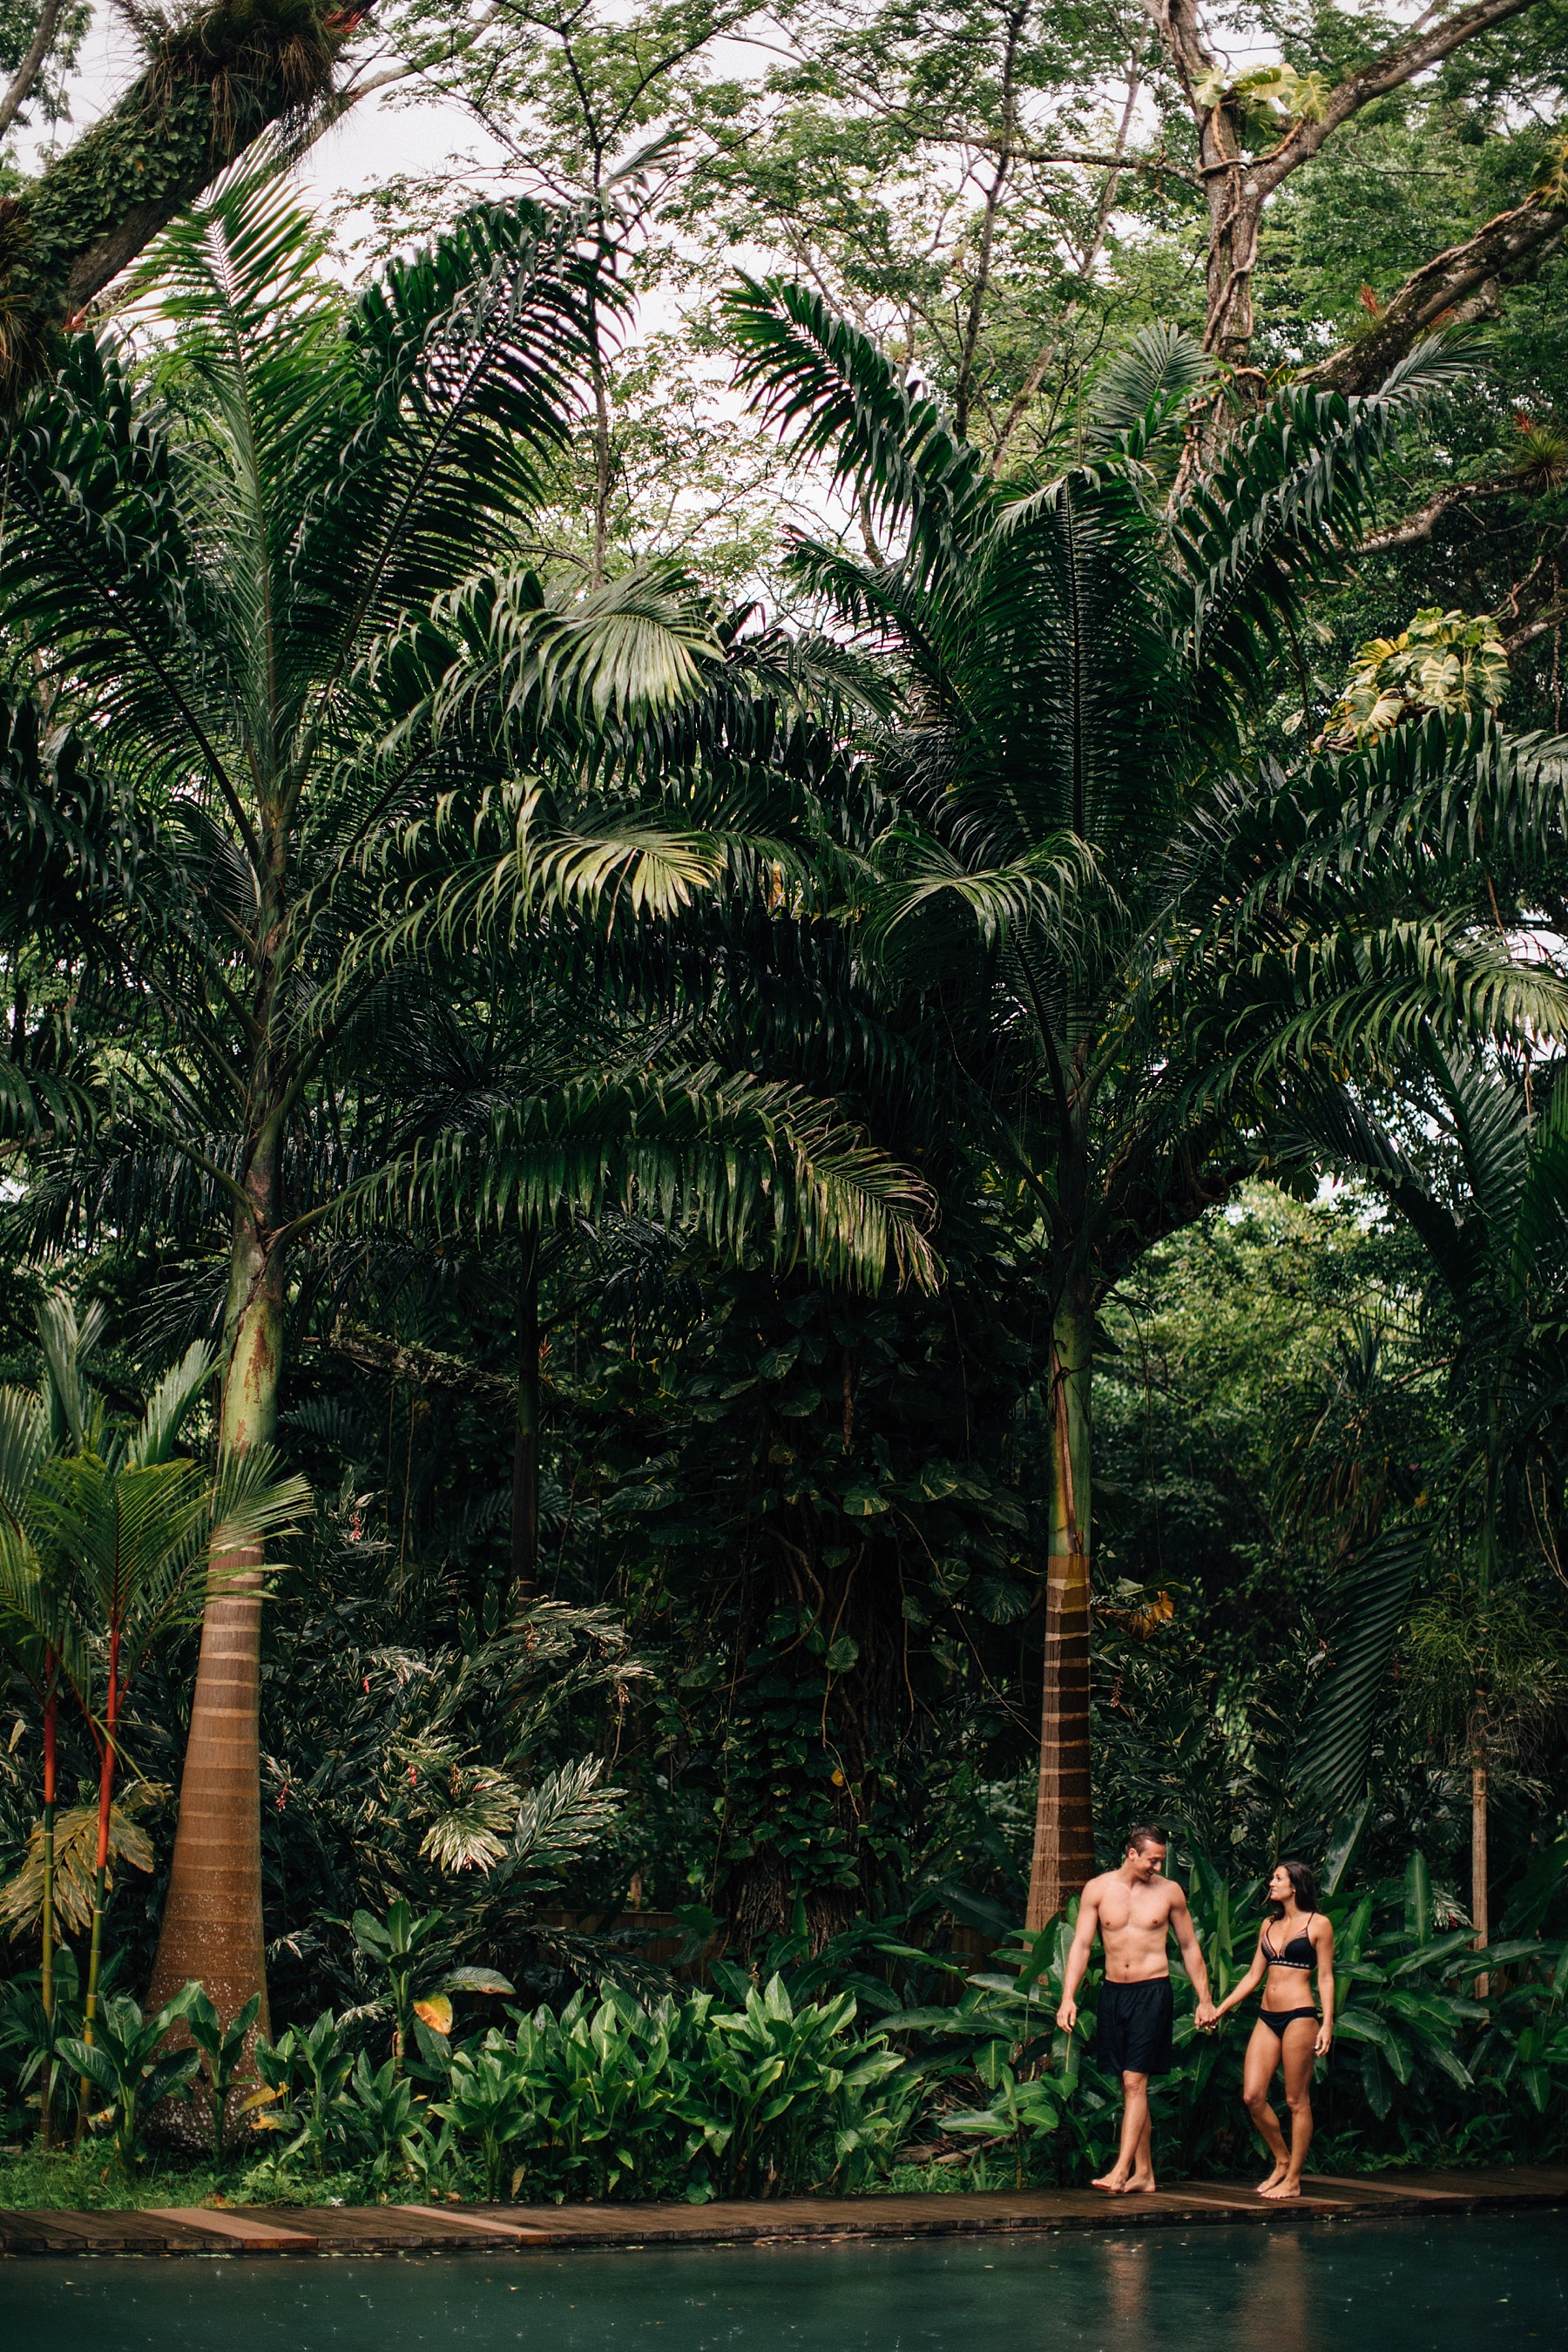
[
  {"x1": 1292, "y1": 1526, "x2": 1428, "y2": 1817},
  {"x1": 1085, "y1": 322, "x2": 1210, "y2": 450},
  {"x1": 725, "y1": 275, "x2": 990, "y2": 574}
]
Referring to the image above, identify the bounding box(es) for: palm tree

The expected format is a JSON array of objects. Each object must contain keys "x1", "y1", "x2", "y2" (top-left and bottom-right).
[
  {"x1": 0, "y1": 172, "x2": 936, "y2": 2033},
  {"x1": 0, "y1": 1303, "x2": 82, "y2": 2145},
  {"x1": 34, "y1": 1355, "x2": 311, "y2": 2050},
  {"x1": 0, "y1": 1298, "x2": 308, "y2": 2127},
  {"x1": 1289, "y1": 1044, "x2": 1568, "y2": 1959},
  {"x1": 724, "y1": 286, "x2": 1568, "y2": 1923}
]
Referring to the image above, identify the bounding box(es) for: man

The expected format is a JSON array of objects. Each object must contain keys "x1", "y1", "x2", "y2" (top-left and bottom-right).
[{"x1": 1055, "y1": 1825, "x2": 1217, "y2": 2193}]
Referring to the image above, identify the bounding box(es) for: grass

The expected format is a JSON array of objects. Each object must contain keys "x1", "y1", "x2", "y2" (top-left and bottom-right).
[
  {"x1": 0, "y1": 2141, "x2": 241, "y2": 2211},
  {"x1": 0, "y1": 2119, "x2": 377, "y2": 2211}
]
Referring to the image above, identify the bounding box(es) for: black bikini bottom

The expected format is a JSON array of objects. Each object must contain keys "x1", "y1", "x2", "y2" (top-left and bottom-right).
[{"x1": 1259, "y1": 2006, "x2": 1317, "y2": 2039}]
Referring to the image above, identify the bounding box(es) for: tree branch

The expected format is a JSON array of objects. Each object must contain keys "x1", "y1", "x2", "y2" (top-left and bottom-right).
[
  {"x1": 1358, "y1": 478, "x2": 1523, "y2": 552},
  {"x1": 1253, "y1": 0, "x2": 1553, "y2": 198},
  {"x1": 0, "y1": 0, "x2": 63, "y2": 143},
  {"x1": 1304, "y1": 193, "x2": 1568, "y2": 395},
  {"x1": 325, "y1": 1317, "x2": 513, "y2": 1399}
]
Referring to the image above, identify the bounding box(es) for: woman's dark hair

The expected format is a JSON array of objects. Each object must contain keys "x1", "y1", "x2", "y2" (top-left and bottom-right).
[{"x1": 1269, "y1": 1859, "x2": 1319, "y2": 1914}]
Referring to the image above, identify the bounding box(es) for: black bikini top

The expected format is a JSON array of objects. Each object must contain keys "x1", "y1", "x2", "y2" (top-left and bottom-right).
[{"x1": 1261, "y1": 1912, "x2": 1317, "y2": 1970}]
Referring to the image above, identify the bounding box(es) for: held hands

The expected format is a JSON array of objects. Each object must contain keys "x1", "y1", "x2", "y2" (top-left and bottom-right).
[{"x1": 1194, "y1": 1997, "x2": 1220, "y2": 2031}]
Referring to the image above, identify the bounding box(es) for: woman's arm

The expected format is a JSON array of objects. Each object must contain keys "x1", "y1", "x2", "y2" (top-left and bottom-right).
[
  {"x1": 1314, "y1": 1916, "x2": 1336, "y2": 2055},
  {"x1": 1208, "y1": 1932, "x2": 1267, "y2": 2022}
]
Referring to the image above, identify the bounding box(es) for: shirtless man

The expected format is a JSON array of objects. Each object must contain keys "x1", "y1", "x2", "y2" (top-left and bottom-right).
[{"x1": 1056, "y1": 1825, "x2": 1217, "y2": 2193}]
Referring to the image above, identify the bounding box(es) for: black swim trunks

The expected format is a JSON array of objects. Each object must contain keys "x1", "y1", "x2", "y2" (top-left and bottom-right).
[{"x1": 1096, "y1": 1977, "x2": 1174, "y2": 2077}]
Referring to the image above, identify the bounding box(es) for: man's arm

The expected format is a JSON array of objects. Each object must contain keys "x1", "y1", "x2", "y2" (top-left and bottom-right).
[
  {"x1": 1055, "y1": 1883, "x2": 1101, "y2": 2032},
  {"x1": 1170, "y1": 1887, "x2": 1218, "y2": 2027}
]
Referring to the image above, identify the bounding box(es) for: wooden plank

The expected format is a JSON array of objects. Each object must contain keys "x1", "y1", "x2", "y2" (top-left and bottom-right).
[
  {"x1": 145, "y1": 2207, "x2": 319, "y2": 2252},
  {"x1": 1176, "y1": 2188, "x2": 1346, "y2": 2215},
  {"x1": 0, "y1": 2212, "x2": 91, "y2": 2254},
  {"x1": 278, "y1": 2211, "x2": 416, "y2": 2248},
  {"x1": 398, "y1": 2204, "x2": 554, "y2": 2244},
  {"x1": 1302, "y1": 2173, "x2": 1468, "y2": 2202},
  {"x1": 58, "y1": 2210, "x2": 226, "y2": 2254}
]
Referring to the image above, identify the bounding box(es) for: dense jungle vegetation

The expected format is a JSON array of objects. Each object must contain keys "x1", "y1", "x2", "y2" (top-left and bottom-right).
[{"x1": 0, "y1": 0, "x2": 1567, "y2": 2199}]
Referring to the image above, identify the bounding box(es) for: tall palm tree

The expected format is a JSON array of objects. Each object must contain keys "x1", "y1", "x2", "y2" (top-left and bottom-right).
[
  {"x1": 725, "y1": 286, "x2": 1568, "y2": 1923},
  {"x1": 0, "y1": 172, "x2": 936, "y2": 2032}
]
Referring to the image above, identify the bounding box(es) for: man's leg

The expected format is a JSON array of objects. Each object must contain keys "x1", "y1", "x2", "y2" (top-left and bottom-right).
[
  {"x1": 1128, "y1": 2079, "x2": 1157, "y2": 2192},
  {"x1": 1092, "y1": 2072, "x2": 1151, "y2": 2192}
]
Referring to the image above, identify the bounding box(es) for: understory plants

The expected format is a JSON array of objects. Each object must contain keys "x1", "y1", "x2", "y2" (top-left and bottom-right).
[{"x1": 247, "y1": 1971, "x2": 913, "y2": 2202}]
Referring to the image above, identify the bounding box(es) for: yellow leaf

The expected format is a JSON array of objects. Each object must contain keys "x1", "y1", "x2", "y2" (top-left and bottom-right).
[{"x1": 414, "y1": 1995, "x2": 453, "y2": 2035}]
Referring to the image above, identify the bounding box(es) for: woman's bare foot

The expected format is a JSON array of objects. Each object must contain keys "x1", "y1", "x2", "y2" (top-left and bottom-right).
[
  {"x1": 1259, "y1": 2179, "x2": 1302, "y2": 2200},
  {"x1": 1255, "y1": 2163, "x2": 1288, "y2": 2194},
  {"x1": 1091, "y1": 2170, "x2": 1131, "y2": 2193},
  {"x1": 1125, "y1": 2171, "x2": 1159, "y2": 2193}
]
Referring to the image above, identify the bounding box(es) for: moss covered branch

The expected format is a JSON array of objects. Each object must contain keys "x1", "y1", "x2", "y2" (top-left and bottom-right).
[{"x1": 0, "y1": 0, "x2": 357, "y2": 392}]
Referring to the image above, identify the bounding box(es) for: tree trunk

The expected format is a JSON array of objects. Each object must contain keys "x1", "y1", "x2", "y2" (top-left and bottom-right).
[
  {"x1": 0, "y1": 4, "x2": 349, "y2": 400},
  {"x1": 1025, "y1": 1292, "x2": 1096, "y2": 1928},
  {"x1": 39, "y1": 1672, "x2": 56, "y2": 2150},
  {"x1": 510, "y1": 1229, "x2": 542, "y2": 1605},
  {"x1": 1470, "y1": 1701, "x2": 1490, "y2": 1998},
  {"x1": 1197, "y1": 104, "x2": 1263, "y2": 365},
  {"x1": 146, "y1": 1150, "x2": 285, "y2": 2040}
]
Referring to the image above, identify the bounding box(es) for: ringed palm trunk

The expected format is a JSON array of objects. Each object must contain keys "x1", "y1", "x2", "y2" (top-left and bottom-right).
[
  {"x1": 1470, "y1": 1698, "x2": 1490, "y2": 1998},
  {"x1": 510, "y1": 1227, "x2": 542, "y2": 1605},
  {"x1": 146, "y1": 1122, "x2": 285, "y2": 2039},
  {"x1": 1025, "y1": 1286, "x2": 1096, "y2": 1928},
  {"x1": 39, "y1": 1663, "x2": 56, "y2": 2149}
]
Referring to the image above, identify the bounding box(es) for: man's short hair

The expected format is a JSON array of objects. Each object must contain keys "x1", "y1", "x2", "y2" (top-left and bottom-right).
[{"x1": 1125, "y1": 1824, "x2": 1166, "y2": 1854}]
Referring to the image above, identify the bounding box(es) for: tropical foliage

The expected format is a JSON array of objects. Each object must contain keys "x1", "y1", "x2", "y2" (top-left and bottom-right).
[{"x1": 1, "y1": 0, "x2": 1567, "y2": 2211}]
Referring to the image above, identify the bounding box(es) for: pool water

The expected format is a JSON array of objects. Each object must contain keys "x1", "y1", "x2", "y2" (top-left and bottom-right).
[{"x1": 1, "y1": 2213, "x2": 1561, "y2": 2351}]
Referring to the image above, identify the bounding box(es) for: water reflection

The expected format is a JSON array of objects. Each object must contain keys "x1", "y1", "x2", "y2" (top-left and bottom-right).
[
  {"x1": 1238, "y1": 2227, "x2": 1317, "y2": 2352},
  {"x1": 1104, "y1": 2239, "x2": 1151, "y2": 2340}
]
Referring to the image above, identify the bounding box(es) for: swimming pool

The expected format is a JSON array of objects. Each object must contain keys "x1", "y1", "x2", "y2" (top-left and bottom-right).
[{"x1": 3, "y1": 2213, "x2": 1560, "y2": 2351}]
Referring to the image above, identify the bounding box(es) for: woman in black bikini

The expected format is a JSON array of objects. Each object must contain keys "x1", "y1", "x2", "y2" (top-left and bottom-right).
[{"x1": 1208, "y1": 1860, "x2": 1335, "y2": 2199}]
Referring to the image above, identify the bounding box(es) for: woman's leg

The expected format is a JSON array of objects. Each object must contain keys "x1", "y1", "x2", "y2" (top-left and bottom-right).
[
  {"x1": 1259, "y1": 2018, "x2": 1319, "y2": 2198},
  {"x1": 1242, "y1": 2021, "x2": 1289, "y2": 2191}
]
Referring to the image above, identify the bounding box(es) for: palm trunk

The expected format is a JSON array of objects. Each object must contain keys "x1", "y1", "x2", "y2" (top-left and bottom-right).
[
  {"x1": 39, "y1": 1670, "x2": 56, "y2": 2151},
  {"x1": 1025, "y1": 1291, "x2": 1096, "y2": 1928},
  {"x1": 1470, "y1": 1700, "x2": 1490, "y2": 1998},
  {"x1": 146, "y1": 1137, "x2": 284, "y2": 2039},
  {"x1": 510, "y1": 1228, "x2": 541, "y2": 1606}
]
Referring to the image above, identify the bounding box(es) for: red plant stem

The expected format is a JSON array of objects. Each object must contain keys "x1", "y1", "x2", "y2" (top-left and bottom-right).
[{"x1": 84, "y1": 1625, "x2": 121, "y2": 2043}]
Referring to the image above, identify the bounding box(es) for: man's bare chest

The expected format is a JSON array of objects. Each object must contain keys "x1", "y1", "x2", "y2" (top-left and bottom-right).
[{"x1": 1098, "y1": 1890, "x2": 1174, "y2": 1936}]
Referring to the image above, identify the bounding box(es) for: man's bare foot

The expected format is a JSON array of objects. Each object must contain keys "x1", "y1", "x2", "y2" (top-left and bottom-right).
[
  {"x1": 1258, "y1": 2180, "x2": 1301, "y2": 2200},
  {"x1": 1255, "y1": 2164, "x2": 1288, "y2": 2194},
  {"x1": 1091, "y1": 2171, "x2": 1131, "y2": 2193},
  {"x1": 1125, "y1": 2172, "x2": 1159, "y2": 2193}
]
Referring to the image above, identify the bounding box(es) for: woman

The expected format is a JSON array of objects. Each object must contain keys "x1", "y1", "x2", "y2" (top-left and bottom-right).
[{"x1": 1209, "y1": 1860, "x2": 1335, "y2": 2199}]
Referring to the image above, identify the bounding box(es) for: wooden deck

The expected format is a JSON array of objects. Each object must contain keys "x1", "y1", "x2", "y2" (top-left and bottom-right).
[{"x1": 1, "y1": 2166, "x2": 1563, "y2": 2257}]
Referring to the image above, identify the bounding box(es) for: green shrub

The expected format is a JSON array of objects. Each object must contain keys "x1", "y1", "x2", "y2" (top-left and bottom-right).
[{"x1": 247, "y1": 1973, "x2": 913, "y2": 2203}]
